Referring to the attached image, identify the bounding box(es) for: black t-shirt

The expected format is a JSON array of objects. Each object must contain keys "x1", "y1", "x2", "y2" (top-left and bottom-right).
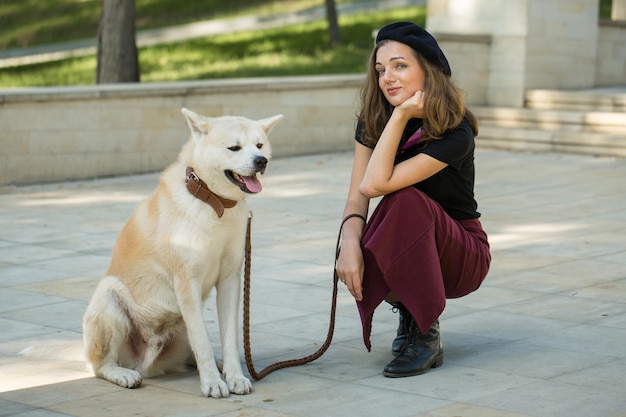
[{"x1": 355, "y1": 118, "x2": 480, "y2": 219}]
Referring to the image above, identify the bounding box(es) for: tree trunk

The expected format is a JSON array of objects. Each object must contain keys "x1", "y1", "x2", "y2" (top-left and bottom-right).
[
  {"x1": 325, "y1": 0, "x2": 341, "y2": 47},
  {"x1": 97, "y1": 0, "x2": 140, "y2": 83}
]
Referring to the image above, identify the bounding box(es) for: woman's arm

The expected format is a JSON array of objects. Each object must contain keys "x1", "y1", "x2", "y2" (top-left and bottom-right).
[
  {"x1": 359, "y1": 92, "x2": 448, "y2": 198},
  {"x1": 337, "y1": 142, "x2": 373, "y2": 301}
]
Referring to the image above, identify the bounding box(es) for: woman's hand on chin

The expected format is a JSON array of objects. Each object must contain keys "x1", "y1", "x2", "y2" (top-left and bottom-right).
[{"x1": 397, "y1": 90, "x2": 425, "y2": 119}]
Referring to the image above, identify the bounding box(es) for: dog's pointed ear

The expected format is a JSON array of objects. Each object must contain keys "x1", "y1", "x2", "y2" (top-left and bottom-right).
[
  {"x1": 181, "y1": 108, "x2": 210, "y2": 140},
  {"x1": 258, "y1": 114, "x2": 283, "y2": 134}
]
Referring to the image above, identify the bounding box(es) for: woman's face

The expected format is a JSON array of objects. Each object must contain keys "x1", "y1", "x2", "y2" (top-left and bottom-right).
[{"x1": 375, "y1": 41, "x2": 425, "y2": 107}]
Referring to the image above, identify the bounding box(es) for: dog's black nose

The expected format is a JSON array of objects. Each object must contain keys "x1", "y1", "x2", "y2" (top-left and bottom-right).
[{"x1": 254, "y1": 156, "x2": 268, "y2": 172}]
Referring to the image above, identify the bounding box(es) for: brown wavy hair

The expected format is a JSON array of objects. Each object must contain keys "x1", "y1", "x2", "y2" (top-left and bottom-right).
[{"x1": 358, "y1": 39, "x2": 478, "y2": 148}]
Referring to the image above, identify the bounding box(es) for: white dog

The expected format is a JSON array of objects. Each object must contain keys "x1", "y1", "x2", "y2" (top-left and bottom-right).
[{"x1": 83, "y1": 108, "x2": 282, "y2": 398}]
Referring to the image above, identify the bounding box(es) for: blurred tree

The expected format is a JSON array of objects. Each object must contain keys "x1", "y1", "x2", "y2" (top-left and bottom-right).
[
  {"x1": 325, "y1": 0, "x2": 341, "y2": 47},
  {"x1": 97, "y1": 0, "x2": 140, "y2": 83}
]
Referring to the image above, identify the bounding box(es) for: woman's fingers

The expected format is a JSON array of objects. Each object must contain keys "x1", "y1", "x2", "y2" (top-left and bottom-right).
[
  {"x1": 336, "y1": 246, "x2": 364, "y2": 301},
  {"x1": 342, "y1": 272, "x2": 363, "y2": 301}
]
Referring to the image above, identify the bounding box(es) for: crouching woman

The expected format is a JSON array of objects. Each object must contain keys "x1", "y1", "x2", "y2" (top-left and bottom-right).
[{"x1": 336, "y1": 21, "x2": 491, "y2": 377}]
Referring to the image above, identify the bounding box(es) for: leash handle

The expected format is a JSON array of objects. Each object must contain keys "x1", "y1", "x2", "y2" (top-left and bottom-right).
[{"x1": 242, "y1": 213, "x2": 364, "y2": 380}]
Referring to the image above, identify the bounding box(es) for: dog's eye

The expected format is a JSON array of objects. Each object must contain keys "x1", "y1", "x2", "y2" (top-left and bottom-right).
[
  {"x1": 228, "y1": 146, "x2": 241, "y2": 151},
  {"x1": 256, "y1": 143, "x2": 263, "y2": 149}
]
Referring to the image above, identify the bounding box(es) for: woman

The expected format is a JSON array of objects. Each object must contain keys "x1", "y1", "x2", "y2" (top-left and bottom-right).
[{"x1": 336, "y1": 22, "x2": 491, "y2": 378}]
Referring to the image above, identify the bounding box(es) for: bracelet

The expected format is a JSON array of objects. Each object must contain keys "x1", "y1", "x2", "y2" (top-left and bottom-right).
[
  {"x1": 337, "y1": 214, "x2": 367, "y2": 258},
  {"x1": 341, "y1": 213, "x2": 366, "y2": 227}
]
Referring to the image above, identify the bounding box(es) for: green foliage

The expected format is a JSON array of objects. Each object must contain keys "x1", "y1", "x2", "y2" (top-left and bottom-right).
[
  {"x1": 0, "y1": 0, "x2": 347, "y2": 50},
  {"x1": 0, "y1": 0, "x2": 101, "y2": 50},
  {"x1": 134, "y1": 0, "x2": 326, "y2": 29},
  {"x1": 0, "y1": 6, "x2": 426, "y2": 87},
  {"x1": 600, "y1": 0, "x2": 613, "y2": 18}
]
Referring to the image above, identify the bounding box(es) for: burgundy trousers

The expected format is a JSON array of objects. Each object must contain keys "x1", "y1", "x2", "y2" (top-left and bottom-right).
[{"x1": 356, "y1": 187, "x2": 491, "y2": 351}]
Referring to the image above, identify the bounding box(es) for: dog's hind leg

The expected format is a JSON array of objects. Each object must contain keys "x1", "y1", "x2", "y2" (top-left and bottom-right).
[
  {"x1": 151, "y1": 323, "x2": 194, "y2": 374},
  {"x1": 138, "y1": 321, "x2": 190, "y2": 377},
  {"x1": 83, "y1": 277, "x2": 143, "y2": 388},
  {"x1": 137, "y1": 335, "x2": 167, "y2": 378}
]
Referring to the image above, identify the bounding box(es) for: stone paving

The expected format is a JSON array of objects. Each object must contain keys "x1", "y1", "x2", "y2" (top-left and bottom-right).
[{"x1": 1, "y1": 148, "x2": 625, "y2": 417}]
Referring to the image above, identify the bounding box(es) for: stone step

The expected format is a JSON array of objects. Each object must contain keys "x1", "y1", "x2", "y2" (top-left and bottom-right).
[
  {"x1": 476, "y1": 125, "x2": 626, "y2": 157},
  {"x1": 524, "y1": 87, "x2": 626, "y2": 112},
  {"x1": 474, "y1": 106, "x2": 626, "y2": 158},
  {"x1": 474, "y1": 106, "x2": 626, "y2": 134}
]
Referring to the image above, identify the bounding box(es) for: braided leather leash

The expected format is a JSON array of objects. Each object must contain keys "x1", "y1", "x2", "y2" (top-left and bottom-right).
[{"x1": 242, "y1": 213, "x2": 363, "y2": 380}]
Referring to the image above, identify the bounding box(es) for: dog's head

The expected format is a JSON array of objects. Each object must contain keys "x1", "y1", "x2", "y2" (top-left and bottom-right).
[{"x1": 181, "y1": 108, "x2": 282, "y2": 200}]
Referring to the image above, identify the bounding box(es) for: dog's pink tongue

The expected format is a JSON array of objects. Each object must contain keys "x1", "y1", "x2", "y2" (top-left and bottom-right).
[{"x1": 243, "y1": 176, "x2": 262, "y2": 193}]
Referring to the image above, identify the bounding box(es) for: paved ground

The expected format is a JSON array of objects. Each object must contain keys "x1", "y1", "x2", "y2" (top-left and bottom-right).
[{"x1": 1, "y1": 147, "x2": 625, "y2": 417}]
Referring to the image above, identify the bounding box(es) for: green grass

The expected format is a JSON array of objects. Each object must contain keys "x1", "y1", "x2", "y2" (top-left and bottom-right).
[
  {"x1": 0, "y1": 0, "x2": 359, "y2": 50},
  {"x1": 0, "y1": 6, "x2": 426, "y2": 87}
]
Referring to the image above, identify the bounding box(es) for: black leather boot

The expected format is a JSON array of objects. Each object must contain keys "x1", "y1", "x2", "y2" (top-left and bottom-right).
[
  {"x1": 383, "y1": 318, "x2": 443, "y2": 378},
  {"x1": 391, "y1": 303, "x2": 411, "y2": 356}
]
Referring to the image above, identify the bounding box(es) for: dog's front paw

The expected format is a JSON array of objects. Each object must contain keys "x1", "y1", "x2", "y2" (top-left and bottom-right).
[
  {"x1": 99, "y1": 367, "x2": 143, "y2": 389},
  {"x1": 201, "y1": 376, "x2": 230, "y2": 398},
  {"x1": 226, "y1": 375, "x2": 252, "y2": 395}
]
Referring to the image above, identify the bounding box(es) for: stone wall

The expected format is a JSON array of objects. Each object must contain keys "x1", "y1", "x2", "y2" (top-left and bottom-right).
[
  {"x1": 426, "y1": 0, "x2": 626, "y2": 107},
  {"x1": 427, "y1": 0, "x2": 532, "y2": 107},
  {"x1": 524, "y1": 0, "x2": 599, "y2": 90},
  {"x1": 0, "y1": 54, "x2": 494, "y2": 187},
  {"x1": 435, "y1": 34, "x2": 491, "y2": 106},
  {"x1": 0, "y1": 75, "x2": 362, "y2": 186},
  {"x1": 596, "y1": 20, "x2": 626, "y2": 86}
]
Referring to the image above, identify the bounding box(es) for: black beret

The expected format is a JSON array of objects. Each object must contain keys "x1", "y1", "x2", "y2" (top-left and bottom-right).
[{"x1": 376, "y1": 21, "x2": 451, "y2": 76}]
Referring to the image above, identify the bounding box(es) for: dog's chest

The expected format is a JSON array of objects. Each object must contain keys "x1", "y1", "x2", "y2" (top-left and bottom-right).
[{"x1": 174, "y1": 212, "x2": 247, "y2": 266}]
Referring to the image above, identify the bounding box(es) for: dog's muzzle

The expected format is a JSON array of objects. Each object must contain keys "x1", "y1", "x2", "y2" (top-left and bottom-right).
[{"x1": 254, "y1": 156, "x2": 268, "y2": 175}]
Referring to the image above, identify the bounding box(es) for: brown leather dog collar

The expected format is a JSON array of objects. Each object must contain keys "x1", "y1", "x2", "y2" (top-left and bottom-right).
[{"x1": 185, "y1": 167, "x2": 237, "y2": 218}]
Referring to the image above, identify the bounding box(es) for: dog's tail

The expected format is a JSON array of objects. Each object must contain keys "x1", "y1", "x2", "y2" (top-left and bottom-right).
[{"x1": 19, "y1": 339, "x2": 85, "y2": 362}]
